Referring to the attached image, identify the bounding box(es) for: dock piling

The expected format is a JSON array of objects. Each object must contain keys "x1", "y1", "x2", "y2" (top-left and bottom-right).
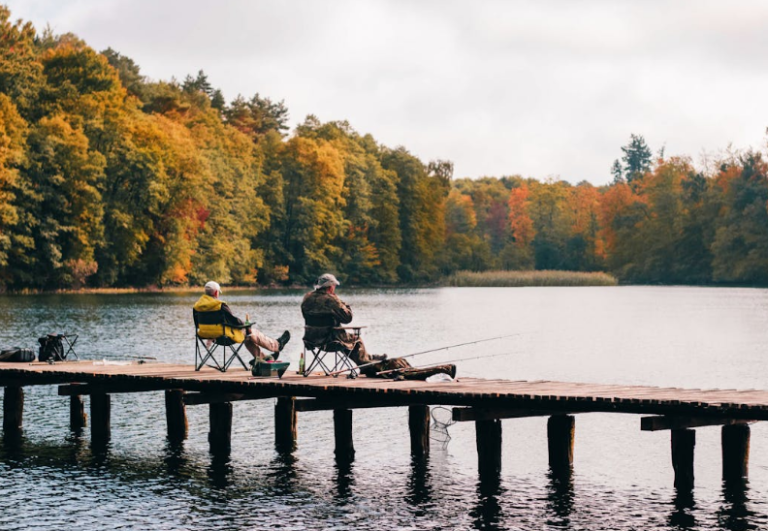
[
  {"x1": 409, "y1": 405, "x2": 431, "y2": 458},
  {"x1": 722, "y1": 423, "x2": 750, "y2": 480},
  {"x1": 671, "y1": 428, "x2": 696, "y2": 489},
  {"x1": 548, "y1": 414, "x2": 575, "y2": 476},
  {"x1": 333, "y1": 409, "x2": 355, "y2": 461},
  {"x1": 275, "y1": 397, "x2": 297, "y2": 453},
  {"x1": 165, "y1": 389, "x2": 188, "y2": 442},
  {"x1": 90, "y1": 393, "x2": 111, "y2": 445},
  {"x1": 70, "y1": 395, "x2": 87, "y2": 431},
  {"x1": 209, "y1": 402, "x2": 233, "y2": 454},
  {"x1": 3, "y1": 386, "x2": 23, "y2": 434},
  {"x1": 476, "y1": 419, "x2": 502, "y2": 477}
]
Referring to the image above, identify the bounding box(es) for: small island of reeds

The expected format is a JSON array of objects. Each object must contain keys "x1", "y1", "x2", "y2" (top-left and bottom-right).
[{"x1": 446, "y1": 270, "x2": 618, "y2": 287}]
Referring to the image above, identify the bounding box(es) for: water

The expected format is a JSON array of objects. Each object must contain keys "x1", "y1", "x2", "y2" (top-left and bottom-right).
[{"x1": 1, "y1": 286, "x2": 768, "y2": 530}]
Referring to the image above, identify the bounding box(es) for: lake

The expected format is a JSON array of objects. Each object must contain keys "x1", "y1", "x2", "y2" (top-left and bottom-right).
[{"x1": 1, "y1": 286, "x2": 767, "y2": 530}]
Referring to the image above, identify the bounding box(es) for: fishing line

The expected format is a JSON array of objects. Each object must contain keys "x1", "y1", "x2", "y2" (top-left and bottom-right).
[
  {"x1": 375, "y1": 349, "x2": 521, "y2": 376},
  {"x1": 329, "y1": 333, "x2": 522, "y2": 376}
]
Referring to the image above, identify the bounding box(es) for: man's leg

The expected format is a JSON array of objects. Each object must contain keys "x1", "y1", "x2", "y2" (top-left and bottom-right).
[
  {"x1": 246, "y1": 329, "x2": 290, "y2": 360},
  {"x1": 248, "y1": 329, "x2": 280, "y2": 353},
  {"x1": 244, "y1": 337, "x2": 263, "y2": 359},
  {"x1": 399, "y1": 364, "x2": 457, "y2": 380}
]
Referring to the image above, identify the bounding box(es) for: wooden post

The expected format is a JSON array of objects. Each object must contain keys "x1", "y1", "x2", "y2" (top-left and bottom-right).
[
  {"x1": 70, "y1": 395, "x2": 87, "y2": 431},
  {"x1": 90, "y1": 393, "x2": 111, "y2": 444},
  {"x1": 409, "y1": 405, "x2": 430, "y2": 458},
  {"x1": 165, "y1": 389, "x2": 188, "y2": 442},
  {"x1": 333, "y1": 409, "x2": 354, "y2": 461},
  {"x1": 3, "y1": 386, "x2": 23, "y2": 434},
  {"x1": 208, "y1": 402, "x2": 233, "y2": 455},
  {"x1": 722, "y1": 424, "x2": 750, "y2": 480},
  {"x1": 475, "y1": 419, "x2": 502, "y2": 477},
  {"x1": 275, "y1": 397, "x2": 297, "y2": 453},
  {"x1": 671, "y1": 428, "x2": 695, "y2": 489},
  {"x1": 548, "y1": 415, "x2": 575, "y2": 476}
]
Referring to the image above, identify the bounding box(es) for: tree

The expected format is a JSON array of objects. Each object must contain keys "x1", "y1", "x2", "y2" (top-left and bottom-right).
[
  {"x1": 611, "y1": 159, "x2": 624, "y2": 184},
  {"x1": 503, "y1": 183, "x2": 535, "y2": 269},
  {"x1": 620, "y1": 134, "x2": 653, "y2": 183},
  {"x1": 381, "y1": 147, "x2": 446, "y2": 282},
  {"x1": 710, "y1": 152, "x2": 768, "y2": 283},
  {"x1": 101, "y1": 47, "x2": 145, "y2": 101},
  {"x1": 0, "y1": 7, "x2": 45, "y2": 119},
  {"x1": 224, "y1": 93, "x2": 289, "y2": 139},
  {"x1": 0, "y1": 94, "x2": 28, "y2": 285}
]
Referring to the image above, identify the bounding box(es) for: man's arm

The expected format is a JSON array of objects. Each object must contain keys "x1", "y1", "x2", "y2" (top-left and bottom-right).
[
  {"x1": 331, "y1": 296, "x2": 353, "y2": 324},
  {"x1": 220, "y1": 303, "x2": 244, "y2": 326}
]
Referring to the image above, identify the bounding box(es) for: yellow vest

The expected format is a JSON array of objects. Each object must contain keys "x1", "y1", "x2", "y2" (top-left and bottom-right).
[{"x1": 193, "y1": 294, "x2": 246, "y2": 344}]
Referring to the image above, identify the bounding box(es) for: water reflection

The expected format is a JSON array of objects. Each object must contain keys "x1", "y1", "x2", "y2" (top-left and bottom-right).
[
  {"x1": 471, "y1": 470, "x2": 505, "y2": 530},
  {"x1": 207, "y1": 454, "x2": 233, "y2": 489},
  {"x1": 406, "y1": 456, "x2": 433, "y2": 511},
  {"x1": 546, "y1": 469, "x2": 575, "y2": 526},
  {"x1": 668, "y1": 486, "x2": 697, "y2": 529},
  {"x1": 334, "y1": 458, "x2": 355, "y2": 504},
  {"x1": 267, "y1": 453, "x2": 299, "y2": 496},
  {"x1": 163, "y1": 441, "x2": 188, "y2": 476},
  {"x1": 717, "y1": 479, "x2": 755, "y2": 531}
]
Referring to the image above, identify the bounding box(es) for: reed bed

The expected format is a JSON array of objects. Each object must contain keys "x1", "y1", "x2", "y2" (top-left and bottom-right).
[{"x1": 446, "y1": 270, "x2": 618, "y2": 287}]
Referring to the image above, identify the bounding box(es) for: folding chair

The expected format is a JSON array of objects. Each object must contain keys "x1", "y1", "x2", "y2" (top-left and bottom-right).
[
  {"x1": 38, "y1": 333, "x2": 78, "y2": 362},
  {"x1": 194, "y1": 309, "x2": 251, "y2": 372},
  {"x1": 302, "y1": 326, "x2": 366, "y2": 378}
]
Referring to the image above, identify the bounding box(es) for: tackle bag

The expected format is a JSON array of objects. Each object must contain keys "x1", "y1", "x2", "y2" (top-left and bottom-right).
[
  {"x1": 0, "y1": 347, "x2": 36, "y2": 362},
  {"x1": 38, "y1": 334, "x2": 66, "y2": 362}
]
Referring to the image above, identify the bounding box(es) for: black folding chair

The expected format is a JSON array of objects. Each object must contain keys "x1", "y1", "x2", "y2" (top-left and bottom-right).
[
  {"x1": 38, "y1": 333, "x2": 78, "y2": 362},
  {"x1": 194, "y1": 310, "x2": 250, "y2": 372},
  {"x1": 302, "y1": 326, "x2": 365, "y2": 377}
]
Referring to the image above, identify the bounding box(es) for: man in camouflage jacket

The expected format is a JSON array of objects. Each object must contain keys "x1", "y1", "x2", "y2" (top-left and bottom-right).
[{"x1": 301, "y1": 274, "x2": 456, "y2": 380}]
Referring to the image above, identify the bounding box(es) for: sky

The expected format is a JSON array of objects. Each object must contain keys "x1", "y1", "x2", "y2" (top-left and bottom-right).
[{"x1": 7, "y1": 0, "x2": 768, "y2": 184}]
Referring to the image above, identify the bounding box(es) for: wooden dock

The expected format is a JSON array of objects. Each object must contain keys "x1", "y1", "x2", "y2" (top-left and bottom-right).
[{"x1": 0, "y1": 360, "x2": 764, "y2": 488}]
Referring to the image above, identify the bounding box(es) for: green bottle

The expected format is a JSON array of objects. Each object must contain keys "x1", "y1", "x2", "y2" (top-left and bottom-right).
[{"x1": 298, "y1": 351, "x2": 305, "y2": 374}]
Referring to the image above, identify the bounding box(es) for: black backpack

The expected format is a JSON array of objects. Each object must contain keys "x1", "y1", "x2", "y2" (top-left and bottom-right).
[
  {"x1": 38, "y1": 334, "x2": 66, "y2": 362},
  {"x1": 0, "y1": 347, "x2": 36, "y2": 362}
]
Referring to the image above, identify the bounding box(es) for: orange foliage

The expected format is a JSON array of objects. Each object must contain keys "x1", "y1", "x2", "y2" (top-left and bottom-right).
[
  {"x1": 598, "y1": 183, "x2": 640, "y2": 256},
  {"x1": 508, "y1": 185, "x2": 535, "y2": 247}
]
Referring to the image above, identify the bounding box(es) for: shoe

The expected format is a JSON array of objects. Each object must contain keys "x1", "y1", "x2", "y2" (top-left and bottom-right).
[{"x1": 276, "y1": 331, "x2": 291, "y2": 354}]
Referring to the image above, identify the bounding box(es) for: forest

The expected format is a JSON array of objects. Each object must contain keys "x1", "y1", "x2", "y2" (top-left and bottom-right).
[{"x1": 1, "y1": 7, "x2": 768, "y2": 290}]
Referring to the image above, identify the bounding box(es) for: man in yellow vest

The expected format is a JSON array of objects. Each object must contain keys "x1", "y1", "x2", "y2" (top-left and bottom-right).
[{"x1": 194, "y1": 281, "x2": 290, "y2": 361}]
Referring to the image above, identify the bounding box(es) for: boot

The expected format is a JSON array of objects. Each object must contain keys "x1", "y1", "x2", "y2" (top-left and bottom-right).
[{"x1": 274, "y1": 330, "x2": 291, "y2": 359}]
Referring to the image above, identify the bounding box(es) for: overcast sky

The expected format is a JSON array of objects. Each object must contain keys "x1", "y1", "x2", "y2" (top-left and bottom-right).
[{"x1": 8, "y1": 0, "x2": 768, "y2": 184}]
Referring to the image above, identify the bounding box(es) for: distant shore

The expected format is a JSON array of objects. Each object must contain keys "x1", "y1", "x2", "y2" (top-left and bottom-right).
[
  {"x1": 5, "y1": 270, "x2": 767, "y2": 294},
  {"x1": 445, "y1": 270, "x2": 618, "y2": 287}
]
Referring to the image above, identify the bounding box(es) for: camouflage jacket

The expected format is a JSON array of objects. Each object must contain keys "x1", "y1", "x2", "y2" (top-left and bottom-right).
[{"x1": 301, "y1": 290, "x2": 354, "y2": 348}]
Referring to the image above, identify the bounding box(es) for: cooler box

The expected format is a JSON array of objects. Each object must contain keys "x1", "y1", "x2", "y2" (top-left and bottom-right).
[{"x1": 252, "y1": 360, "x2": 290, "y2": 378}]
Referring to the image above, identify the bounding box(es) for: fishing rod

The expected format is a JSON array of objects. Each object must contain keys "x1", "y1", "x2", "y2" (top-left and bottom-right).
[
  {"x1": 375, "y1": 349, "x2": 518, "y2": 376},
  {"x1": 329, "y1": 333, "x2": 520, "y2": 377}
]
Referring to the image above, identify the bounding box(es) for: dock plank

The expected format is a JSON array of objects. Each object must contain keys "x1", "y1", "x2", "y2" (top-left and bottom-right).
[{"x1": 1, "y1": 362, "x2": 768, "y2": 419}]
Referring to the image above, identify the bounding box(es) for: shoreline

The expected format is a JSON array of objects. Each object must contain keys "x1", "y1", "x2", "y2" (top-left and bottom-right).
[{"x1": 1, "y1": 281, "x2": 766, "y2": 295}]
